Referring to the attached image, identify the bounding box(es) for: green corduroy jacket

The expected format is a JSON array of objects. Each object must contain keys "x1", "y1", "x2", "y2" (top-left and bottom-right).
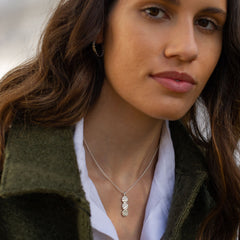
[{"x1": 0, "y1": 121, "x2": 215, "y2": 240}]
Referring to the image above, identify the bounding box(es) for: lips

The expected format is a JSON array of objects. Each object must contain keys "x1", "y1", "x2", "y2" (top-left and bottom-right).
[{"x1": 150, "y1": 71, "x2": 196, "y2": 93}]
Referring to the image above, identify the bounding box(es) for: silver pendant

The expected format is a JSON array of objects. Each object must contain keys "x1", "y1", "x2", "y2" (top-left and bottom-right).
[{"x1": 121, "y1": 194, "x2": 128, "y2": 217}]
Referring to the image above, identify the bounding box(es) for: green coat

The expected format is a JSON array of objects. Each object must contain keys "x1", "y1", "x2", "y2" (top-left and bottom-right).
[{"x1": 0, "y1": 121, "x2": 214, "y2": 240}]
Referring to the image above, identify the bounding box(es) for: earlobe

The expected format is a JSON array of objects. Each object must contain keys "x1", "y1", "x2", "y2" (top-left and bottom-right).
[
  {"x1": 92, "y1": 41, "x2": 104, "y2": 58},
  {"x1": 92, "y1": 28, "x2": 104, "y2": 57},
  {"x1": 95, "y1": 29, "x2": 104, "y2": 44}
]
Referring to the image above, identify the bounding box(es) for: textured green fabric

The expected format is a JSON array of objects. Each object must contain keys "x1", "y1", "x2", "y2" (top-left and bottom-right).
[
  {"x1": 0, "y1": 121, "x2": 214, "y2": 240},
  {"x1": 164, "y1": 122, "x2": 215, "y2": 240},
  {"x1": 0, "y1": 123, "x2": 92, "y2": 240}
]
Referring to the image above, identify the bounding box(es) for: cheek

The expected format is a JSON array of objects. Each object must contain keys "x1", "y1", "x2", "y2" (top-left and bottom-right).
[
  {"x1": 199, "y1": 38, "x2": 222, "y2": 84},
  {"x1": 104, "y1": 20, "x2": 160, "y2": 80},
  {"x1": 104, "y1": 39, "x2": 147, "y2": 89}
]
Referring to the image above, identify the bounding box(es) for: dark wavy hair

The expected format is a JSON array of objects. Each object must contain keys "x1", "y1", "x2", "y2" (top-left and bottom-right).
[{"x1": 0, "y1": 0, "x2": 239, "y2": 239}]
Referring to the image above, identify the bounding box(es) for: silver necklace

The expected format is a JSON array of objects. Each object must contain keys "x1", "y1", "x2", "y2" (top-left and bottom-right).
[{"x1": 83, "y1": 139, "x2": 159, "y2": 217}]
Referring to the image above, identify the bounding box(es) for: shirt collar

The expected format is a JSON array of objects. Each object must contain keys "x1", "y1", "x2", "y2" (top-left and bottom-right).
[
  {"x1": 141, "y1": 120, "x2": 175, "y2": 239},
  {"x1": 74, "y1": 120, "x2": 176, "y2": 240}
]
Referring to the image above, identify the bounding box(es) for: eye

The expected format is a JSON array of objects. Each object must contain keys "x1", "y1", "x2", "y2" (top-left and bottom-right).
[
  {"x1": 143, "y1": 7, "x2": 167, "y2": 20},
  {"x1": 195, "y1": 18, "x2": 221, "y2": 32}
]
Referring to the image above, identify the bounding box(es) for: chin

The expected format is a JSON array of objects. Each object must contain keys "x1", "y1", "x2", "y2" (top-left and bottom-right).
[
  {"x1": 165, "y1": 112, "x2": 188, "y2": 121},
  {"x1": 144, "y1": 107, "x2": 190, "y2": 122}
]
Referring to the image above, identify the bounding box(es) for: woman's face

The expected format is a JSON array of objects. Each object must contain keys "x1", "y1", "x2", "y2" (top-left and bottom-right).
[{"x1": 103, "y1": 0, "x2": 227, "y2": 120}]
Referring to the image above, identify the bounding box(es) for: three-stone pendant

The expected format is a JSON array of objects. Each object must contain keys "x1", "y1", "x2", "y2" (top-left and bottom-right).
[{"x1": 121, "y1": 193, "x2": 129, "y2": 217}]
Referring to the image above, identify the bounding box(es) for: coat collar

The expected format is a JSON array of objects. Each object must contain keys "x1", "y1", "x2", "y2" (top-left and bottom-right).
[
  {"x1": 163, "y1": 121, "x2": 209, "y2": 239},
  {"x1": 0, "y1": 122, "x2": 87, "y2": 205},
  {"x1": 0, "y1": 120, "x2": 209, "y2": 240}
]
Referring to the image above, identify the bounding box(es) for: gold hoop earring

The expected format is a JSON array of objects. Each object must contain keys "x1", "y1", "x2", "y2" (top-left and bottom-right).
[{"x1": 92, "y1": 41, "x2": 104, "y2": 58}]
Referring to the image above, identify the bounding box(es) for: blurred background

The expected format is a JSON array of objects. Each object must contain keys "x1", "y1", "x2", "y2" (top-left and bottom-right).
[{"x1": 0, "y1": 0, "x2": 59, "y2": 78}]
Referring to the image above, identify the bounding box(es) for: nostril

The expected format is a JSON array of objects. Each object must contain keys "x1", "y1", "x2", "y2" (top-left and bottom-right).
[{"x1": 163, "y1": 37, "x2": 198, "y2": 62}]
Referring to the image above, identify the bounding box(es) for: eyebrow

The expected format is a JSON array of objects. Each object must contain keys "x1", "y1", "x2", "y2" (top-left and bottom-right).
[
  {"x1": 164, "y1": 0, "x2": 180, "y2": 5},
  {"x1": 161, "y1": 1, "x2": 226, "y2": 16},
  {"x1": 200, "y1": 7, "x2": 227, "y2": 16}
]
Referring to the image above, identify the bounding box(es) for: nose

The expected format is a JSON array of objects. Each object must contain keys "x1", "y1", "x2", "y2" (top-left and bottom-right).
[{"x1": 164, "y1": 19, "x2": 198, "y2": 62}]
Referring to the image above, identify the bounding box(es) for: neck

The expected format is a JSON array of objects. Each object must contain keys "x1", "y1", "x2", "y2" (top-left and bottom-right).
[{"x1": 84, "y1": 81, "x2": 163, "y2": 184}]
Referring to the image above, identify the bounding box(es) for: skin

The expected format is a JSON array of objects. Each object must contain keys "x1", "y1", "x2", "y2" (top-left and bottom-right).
[{"x1": 84, "y1": 0, "x2": 227, "y2": 239}]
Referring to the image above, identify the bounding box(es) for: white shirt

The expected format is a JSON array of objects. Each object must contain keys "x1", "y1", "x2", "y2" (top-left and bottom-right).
[{"x1": 74, "y1": 119, "x2": 175, "y2": 240}]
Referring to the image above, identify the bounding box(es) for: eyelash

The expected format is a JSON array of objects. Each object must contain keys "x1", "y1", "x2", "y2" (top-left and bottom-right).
[
  {"x1": 195, "y1": 18, "x2": 222, "y2": 32},
  {"x1": 142, "y1": 6, "x2": 168, "y2": 20},
  {"x1": 142, "y1": 6, "x2": 222, "y2": 33}
]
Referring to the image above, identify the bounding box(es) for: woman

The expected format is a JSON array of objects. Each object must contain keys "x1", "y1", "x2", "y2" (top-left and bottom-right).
[{"x1": 0, "y1": 0, "x2": 239, "y2": 239}]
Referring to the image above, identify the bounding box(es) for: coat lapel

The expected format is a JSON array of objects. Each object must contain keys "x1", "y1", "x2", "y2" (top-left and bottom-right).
[
  {"x1": 0, "y1": 122, "x2": 85, "y2": 201},
  {"x1": 163, "y1": 121, "x2": 212, "y2": 240},
  {"x1": 0, "y1": 122, "x2": 93, "y2": 239}
]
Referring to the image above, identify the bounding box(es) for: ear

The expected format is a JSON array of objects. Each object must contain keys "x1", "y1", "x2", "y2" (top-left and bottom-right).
[{"x1": 95, "y1": 28, "x2": 104, "y2": 44}]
